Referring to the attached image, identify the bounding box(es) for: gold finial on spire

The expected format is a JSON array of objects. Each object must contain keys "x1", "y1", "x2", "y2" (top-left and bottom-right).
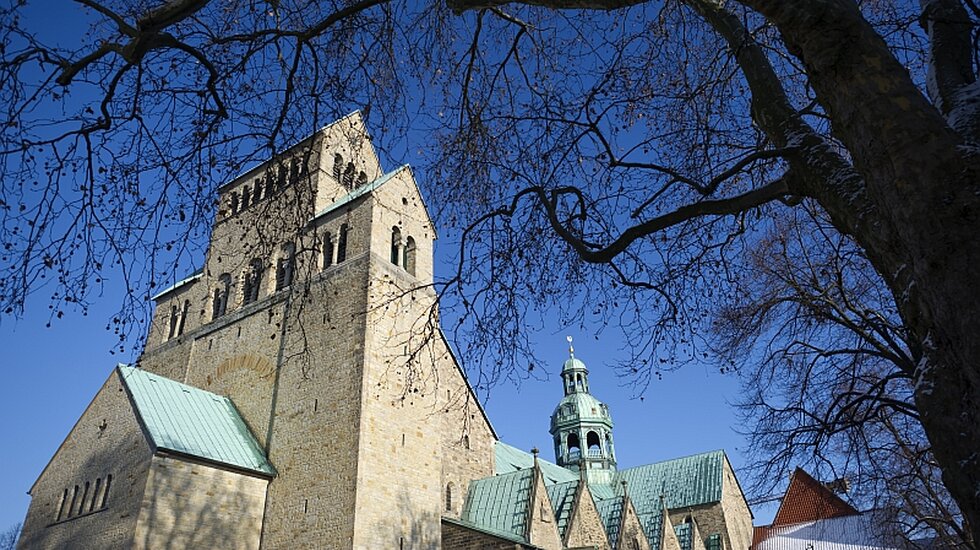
[{"x1": 567, "y1": 335, "x2": 574, "y2": 357}]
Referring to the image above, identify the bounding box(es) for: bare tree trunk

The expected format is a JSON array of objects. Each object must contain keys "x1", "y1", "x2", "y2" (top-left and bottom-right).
[{"x1": 742, "y1": 0, "x2": 980, "y2": 541}]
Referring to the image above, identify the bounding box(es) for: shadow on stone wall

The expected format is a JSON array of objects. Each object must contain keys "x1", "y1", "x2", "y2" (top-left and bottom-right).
[{"x1": 372, "y1": 490, "x2": 441, "y2": 550}]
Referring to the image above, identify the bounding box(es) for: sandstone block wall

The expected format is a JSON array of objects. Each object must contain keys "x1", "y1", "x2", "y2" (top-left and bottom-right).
[
  {"x1": 133, "y1": 455, "x2": 268, "y2": 550},
  {"x1": 18, "y1": 371, "x2": 152, "y2": 550},
  {"x1": 441, "y1": 521, "x2": 527, "y2": 550}
]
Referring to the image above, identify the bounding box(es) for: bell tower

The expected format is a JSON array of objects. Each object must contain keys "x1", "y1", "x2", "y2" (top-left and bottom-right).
[{"x1": 549, "y1": 337, "x2": 617, "y2": 485}]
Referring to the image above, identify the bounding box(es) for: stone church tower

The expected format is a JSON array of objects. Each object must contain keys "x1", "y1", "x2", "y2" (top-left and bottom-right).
[{"x1": 18, "y1": 112, "x2": 498, "y2": 549}]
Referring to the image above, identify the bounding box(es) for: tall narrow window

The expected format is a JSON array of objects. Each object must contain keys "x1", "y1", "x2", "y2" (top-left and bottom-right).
[
  {"x1": 333, "y1": 153, "x2": 343, "y2": 180},
  {"x1": 241, "y1": 185, "x2": 251, "y2": 209},
  {"x1": 78, "y1": 481, "x2": 90, "y2": 515},
  {"x1": 90, "y1": 478, "x2": 102, "y2": 512},
  {"x1": 390, "y1": 227, "x2": 402, "y2": 266},
  {"x1": 68, "y1": 485, "x2": 79, "y2": 518},
  {"x1": 56, "y1": 488, "x2": 68, "y2": 521},
  {"x1": 445, "y1": 483, "x2": 454, "y2": 512},
  {"x1": 358, "y1": 171, "x2": 368, "y2": 187},
  {"x1": 276, "y1": 244, "x2": 295, "y2": 291},
  {"x1": 289, "y1": 158, "x2": 300, "y2": 184},
  {"x1": 230, "y1": 192, "x2": 239, "y2": 215},
  {"x1": 176, "y1": 300, "x2": 190, "y2": 336},
  {"x1": 322, "y1": 233, "x2": 334, "y2": 269},
  {"x1": 343, "y1": 163, "x2": 355, "y2": 189},
  {"x1": 253, "y1": 178, "x2": 264, "y2": 202},
  {"x1": 278, "y1": 164, "x2": 287, "y2": 190},
  {"x1": 404, "y1": 237, "x2": 416, "y2": 276},
  {"x1": 168, "y1": 305, "x2": 179, "y2": 339},
  {"x1": 243, "y1": 259, "x2": 264, "y2": 304},
  {"x1": 337, "y1": 224, "x2": 349, "y2": 263},
  {"x1": 213, "y1": 273, "x2": 231, "y2": 319},
  {"x1": 100, "y1": 475, "x2": 112, "y2": 508},
  {"x1": 265, "y1": 174, "x2": 275, "y2": 198}
]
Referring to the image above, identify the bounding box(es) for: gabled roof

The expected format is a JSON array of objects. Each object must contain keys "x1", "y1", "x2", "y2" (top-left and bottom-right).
[
  {"x1": 772, "y1": 468, "x2": 859, "y2": 526},
  {"x1": 754, "y1": 513, "x2": 903, "y2": 550},
  {"x1": 595, "y1": 490, "x2": 626, "y2": 548},
  {"x1": 495, "y1": 441, "x2": 578, "y2": 484},
  {"x1": 310, "y1": 165, "x2": 410, "y2": 222},
  {"x1": 545, "y1": 479, "x2": 579, "y2": 538},
  {"x1": 461, "y1": 469, "x2": 535, "y2": 541},
  {"x1": 119, "y1": 366, "x2": 275, "y2": 477}
]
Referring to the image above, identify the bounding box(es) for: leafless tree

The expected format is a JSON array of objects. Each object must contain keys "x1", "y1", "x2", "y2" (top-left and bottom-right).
[
  {"x1": 1, "y1": 0, "x2": 979, "y2": 540},
  {"x1": 714, "y1": 204, "x2": 971, "y2": 547},
  {"x1": 0, "y1": 523, "x2": 20, "y2": 550}
]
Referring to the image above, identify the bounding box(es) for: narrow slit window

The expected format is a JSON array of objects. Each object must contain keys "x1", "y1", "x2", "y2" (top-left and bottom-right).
[
  {"x1": 390, "y1": 227, "x2": 402, "y2": 266},
  {"x1": 230, "y1": 192, "x2": 239, "y2": 215},
  {"x1": 322, "y1": 233, "x2": 334, "y2": 269},
  {"x1": 100, "y1": 475, "x2": 112, "y2": 508},
  {"x1": 241, "y1": 185, "x2": 251, "y2": 209},
  {"x1": 168, "y1": 305, "x2": 179, "y2": 339},
  {"x1": 68, "y1": 485, "x2": 79, "y2": 518},
  {"x1": 176, "y1": 300, "x2": 190, "y2": 336},
  {"x1": 337, "y1": 224, "x2": 349, "y2": 263},
  {"x1": 404, "y1": 237, "x2": 416, "y2": 276},
  {"x1": 78, "y1": 482, "x2": 90, "y2": 515},
  {"x1": 333, "y1": 153, "x2": 343, "y2": 180},
  {"x1": 56, "y1": 488, "x2": 68, "y2": 521}
]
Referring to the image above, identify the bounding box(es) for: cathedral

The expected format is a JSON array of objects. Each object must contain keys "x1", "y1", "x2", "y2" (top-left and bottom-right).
[{"x1": 17, "y1": 112, "x2": 753, "y2": 550}]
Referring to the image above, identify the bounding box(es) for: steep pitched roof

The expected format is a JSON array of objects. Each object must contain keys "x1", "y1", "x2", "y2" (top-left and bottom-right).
[
  {"x1": 754, "y1": 512, "x2": 903, "y2": 550},
  {"x1": 545, "y1": 479, "x2": 579, "y2": 538},
  {"x1": 119, "y1": 366, "x2": 275, "y2": 476},
  {"x1": 461, "y1": 469, "x2": 534, "y2": 541},
  {"x1": 772, "y1": 468, "x2": 859, "y2": 526},
  {"x1": 495, "y1": 441, "x2": 578, "y2": 484}
]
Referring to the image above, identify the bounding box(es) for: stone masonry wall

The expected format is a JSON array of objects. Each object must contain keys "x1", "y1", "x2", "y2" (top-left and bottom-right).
[
  {"x1": 18, "y1": 371, "x2": 152, "y2": 550},
  {"x1": 132, "y1": 455, "x2": 268, "y2": 550},
  {"x1": 441, "y1": 520, "x2": 526, "y2": 550}
]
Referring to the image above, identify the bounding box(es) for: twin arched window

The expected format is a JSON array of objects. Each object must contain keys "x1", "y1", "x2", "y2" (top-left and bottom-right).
[{"x1": 390, "y1": 228, "x2": 417, "y2": 276}]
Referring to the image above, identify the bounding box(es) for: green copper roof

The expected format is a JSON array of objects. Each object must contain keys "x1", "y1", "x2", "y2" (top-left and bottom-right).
[
  {"x1": 495, "y1": 441, "x2": 578, "y2": 484},
  {"x1": 562, "y1": 356, "x2": 588, "y2": 373},
  {"x1": 310, "y1": 165, "x2": 410, "y2": 222},
  {"x1": 461, "y1": 469, "x2": 534, "y2": 541},
  {"x1": 551, "y1": 392, "x2": 613, "y2": 430},
  {"x1": 615, "y1": 450, "x2": 726, "y2": 544},
  {"x1": 545, "y1": 480, "x2": 579, "y2": 538},
  {"x1": 596, "y1": 490, "x2": 625, "y2": 549},
  {"x1": 119, "y1": 366, "x2": 275, "y2": 476}
]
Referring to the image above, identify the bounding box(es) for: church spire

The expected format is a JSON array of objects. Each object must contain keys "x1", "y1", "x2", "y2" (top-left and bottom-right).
[{"x1": 550, "y1": 338, "x2": 617, "y2": 484}]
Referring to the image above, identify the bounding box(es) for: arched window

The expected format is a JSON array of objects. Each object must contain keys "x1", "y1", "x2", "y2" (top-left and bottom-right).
[
  {"x1": 337, "y1": 224, "x2": 349, "y2": 263},
  {"x1": 390, "y1": 227, "x2": 402, "y2": 265},
  {"x1": 253, "y1": 178, "x2": 264, "y2": 202},
  {"x1": 343, "y1": 162, "x2": 355, "y2": 189},
  {"x1": 358, "y1": 171, "x2": 368, "y2": 186},
  {"x1": 68, "y1": 485, "x2": 79, "y2": 518},
  {"x1": 289, "y1": 158, "x2": 300, "y2": 184},
  {"x1": 265, "y1": 174, "x2": 275, "y2": 198},
  {"x1": 213, "y1": 273, "x2": 231, "y2": 319},
  {"x1": 463, "y1": 434, "x2": 470, "y2": 449},
  {"x1": 322, "y1": 232, "x2": 334, "y2": 269},
  {"x1": 276, "y1": 243, "x2": 295, "y2": 291},
  {"x1": 78, "y1": 481, "x2": 90, "y2": 515},
  {"x1": 277, "y1": 164, "x2": 287, "y2": 190},
  {"x1": 333, "y1": 153, "x2": 344, "y2": 180},
  {"x1": 168, "y1": 304, "x2": 179, "y2": 339},
  {"x1": 241, "y1": 185, "x2": 251, "y2": 209},
  {"x1": 230, "y1": 192, "x2": 239, "y2": 215},
  {"x1": 445, "y1": 482, "x2": 455, "y2": 512},
  {"x1": 567, "y1": 433, "x2": 581, "y2": 459},
  {"x1": 243, "y1": 259, "x2": 264, "y2": 304},
  {"x1": 100, "y1": 475, "x2": 112, "y2": 508},
  {"x1": 404, "y1": 237, "x2": 416, "y2": 276},
  {"x1": 57, "y1": 488, "x2": 68, "y2": 521},
  {"x1": 176, "y1": 300, "x2": 190, "y2": 336},
  {"x1": 90, "y1": 477, "x2": 102, "y2": 512},
  {"x1": 587, "y1": 431, "x2": 601, "y2": 456}
]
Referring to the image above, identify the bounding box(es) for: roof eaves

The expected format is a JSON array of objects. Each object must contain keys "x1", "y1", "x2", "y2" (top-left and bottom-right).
[
  {"x1": 441, "y1": 517, "x2": 544, "y2": 549},
  {"x1": 151, "y1": 268, "x2": 203, "y2": 301},
  {"x1": 308, "y1": 165, "x2": 410, "y2": 224},
  {"x1": 217, "y1": 110, "x2": 362, "y2": 192}
]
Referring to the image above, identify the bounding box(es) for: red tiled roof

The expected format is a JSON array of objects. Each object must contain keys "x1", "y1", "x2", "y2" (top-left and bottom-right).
[{"x1": 772, "y1": 468, "x2": 859, "y2": 526}]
